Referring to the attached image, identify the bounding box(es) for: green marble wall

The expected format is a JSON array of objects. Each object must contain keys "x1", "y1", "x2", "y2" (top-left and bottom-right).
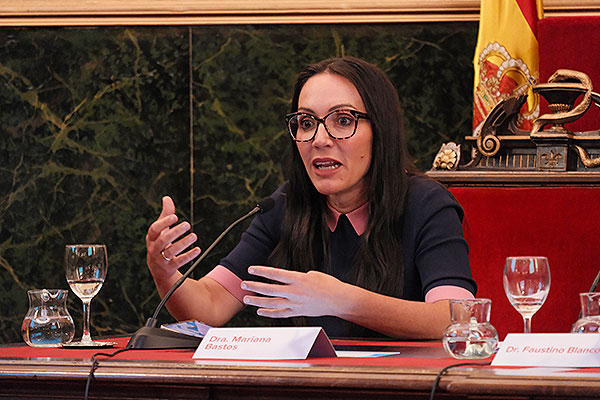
[{"x1": 0, "y1": 23, "x2": 477, "y2": 343}]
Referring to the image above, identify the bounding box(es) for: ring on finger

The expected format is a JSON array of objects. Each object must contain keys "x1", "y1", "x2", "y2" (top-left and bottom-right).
[{"x1": 160, "y1": 249, "x2": 172, "y2": 262}]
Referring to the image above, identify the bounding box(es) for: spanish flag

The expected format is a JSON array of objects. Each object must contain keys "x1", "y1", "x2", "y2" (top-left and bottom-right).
[{"x1": 473, "y1": 0, "x2": 544, "y2": 133}]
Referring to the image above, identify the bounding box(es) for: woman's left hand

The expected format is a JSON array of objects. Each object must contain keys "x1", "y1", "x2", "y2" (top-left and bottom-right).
[{"x1": 241, "y1": 266, "x2": 347, "y2": 318}]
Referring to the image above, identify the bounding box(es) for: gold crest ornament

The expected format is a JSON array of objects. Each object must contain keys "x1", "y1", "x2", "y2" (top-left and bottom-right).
[{"x1": 432, "y1": 142, "x2": 461, "y2": 171}]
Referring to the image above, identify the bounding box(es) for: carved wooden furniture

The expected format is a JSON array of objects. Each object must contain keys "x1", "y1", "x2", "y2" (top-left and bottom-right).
[{"x1": 433, "y1": 69, "x2": 600, "y2": 173}]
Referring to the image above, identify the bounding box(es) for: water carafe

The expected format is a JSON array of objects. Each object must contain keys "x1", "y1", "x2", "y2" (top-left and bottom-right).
[
  {"x1": 571, "y1": 292, "x2": 600, "y2": 333},
  {"x1": 442, "y1": 298, "x2": 499, "y2": 359},
  {"x1": 21, "y1": 289, "x2": 75, "y2": 347}
]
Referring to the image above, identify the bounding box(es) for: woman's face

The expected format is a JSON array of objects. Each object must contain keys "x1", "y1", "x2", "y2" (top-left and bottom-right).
[{"x1": 296, "y1": 72, "x2": 373, "y2": 212}]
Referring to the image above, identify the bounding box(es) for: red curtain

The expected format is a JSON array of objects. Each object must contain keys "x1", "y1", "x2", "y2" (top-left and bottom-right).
[
  {"x1": 538, "y1": 17, "x2": 600, "y2": 132},
  {"x1": 451, "y1": 186, "x2": 600, "y2": 339}
]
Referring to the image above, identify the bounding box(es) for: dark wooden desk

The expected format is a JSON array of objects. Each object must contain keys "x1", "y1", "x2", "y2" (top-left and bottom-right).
[{"x1": 2, "y1": 338, "x2": 600, "y2": 399}]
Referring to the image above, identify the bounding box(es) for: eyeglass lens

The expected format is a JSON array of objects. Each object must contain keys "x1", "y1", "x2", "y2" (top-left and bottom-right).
[{"x1": 288, "y1": 110, "x2": 358, "y2": 141}]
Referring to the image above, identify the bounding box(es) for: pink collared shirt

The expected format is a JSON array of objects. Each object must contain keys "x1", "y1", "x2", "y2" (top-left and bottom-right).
[{"x1": 325, "y1": 201, "x2": 369, "y2": 235}]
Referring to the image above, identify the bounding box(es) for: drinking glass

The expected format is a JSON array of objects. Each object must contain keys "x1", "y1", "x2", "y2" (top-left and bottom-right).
[
  {"x1": 64, "y1": 244, "x2": 114, "y2": 347},
  {"x1": 503, "y1": 256, "x2": 551, "y2": 333}
]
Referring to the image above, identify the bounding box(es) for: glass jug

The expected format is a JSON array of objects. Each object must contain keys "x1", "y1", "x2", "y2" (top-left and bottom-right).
[
  {"x1": 442, "y1": 298, "x2": 499, "y2": 359},
  {"x1": 571, "y1": 292, "x2": 600, "y2": 333},
  {"x1": 21, "y1": 289, "x2": 75, "y2": 347}
]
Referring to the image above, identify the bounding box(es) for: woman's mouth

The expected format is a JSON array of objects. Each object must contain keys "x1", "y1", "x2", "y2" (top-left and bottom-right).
[{"x1": 313, "y1": 160, "x2": 342, "y2": 170}]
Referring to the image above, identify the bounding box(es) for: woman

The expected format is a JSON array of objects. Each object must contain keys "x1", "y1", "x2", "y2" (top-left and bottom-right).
[{"x1": 146, "y1": 56, "x2": 476, "y2": 339}]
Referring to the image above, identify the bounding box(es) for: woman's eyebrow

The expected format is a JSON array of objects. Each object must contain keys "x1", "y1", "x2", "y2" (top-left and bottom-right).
[
  {"x1": 297, "y1": 107, "x2": 316, "y2": 114},
  {"x1": 297, "y1": 104, "x2": 357, "y2": 115}
]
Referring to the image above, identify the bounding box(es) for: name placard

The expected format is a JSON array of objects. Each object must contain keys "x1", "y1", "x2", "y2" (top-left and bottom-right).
[
  {"x1": 492, "y1": 333, "x2": 600, "y2": 367},
  {"x1": 192, "y1": 327, "x2": 336, "y2": 360}
]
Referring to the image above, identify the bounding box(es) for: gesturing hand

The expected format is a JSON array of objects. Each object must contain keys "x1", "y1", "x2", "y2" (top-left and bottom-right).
[
  {"x1": 241, "y1": 266, "x2": 348, "y2": 318},
  {"x1": 146, "y1": 196, "x2": 201, "y2": 281}
]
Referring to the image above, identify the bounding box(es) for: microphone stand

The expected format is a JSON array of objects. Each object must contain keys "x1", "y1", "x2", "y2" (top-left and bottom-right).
[{"x1": 127, "y1": 198, "x2": 273, "y2": 349}]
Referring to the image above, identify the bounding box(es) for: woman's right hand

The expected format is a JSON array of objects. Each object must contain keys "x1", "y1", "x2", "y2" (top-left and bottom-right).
[{"x1": 146, "y1": 196, "x2": 201, "y2": 281}]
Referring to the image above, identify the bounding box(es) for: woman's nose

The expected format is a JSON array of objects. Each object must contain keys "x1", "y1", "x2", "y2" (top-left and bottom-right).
[{"x1": 312, "y1": 123, "x2": 333, "y2": 147}]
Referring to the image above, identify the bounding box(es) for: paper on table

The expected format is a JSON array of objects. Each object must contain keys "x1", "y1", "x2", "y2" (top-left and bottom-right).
[
  {"x1": 161, "y1": 320, "x2": 212, "y2": 338},
  {"x1": 336, "y1": 351, "x2": 400, "y2": 358}
]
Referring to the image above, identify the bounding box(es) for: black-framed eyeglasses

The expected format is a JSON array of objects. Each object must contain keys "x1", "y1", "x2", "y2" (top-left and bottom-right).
[{"x1": 285, "y1": 109, "x2": 370, "y2": 142}]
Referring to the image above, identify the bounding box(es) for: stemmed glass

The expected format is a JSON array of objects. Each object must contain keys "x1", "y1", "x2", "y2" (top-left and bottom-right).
[
  {"x1": 64, "y1": 244, "x2": 114, "y2": 347},
  {"x1": 503, "y1": 256, "x2": 551, "y2": 333}
]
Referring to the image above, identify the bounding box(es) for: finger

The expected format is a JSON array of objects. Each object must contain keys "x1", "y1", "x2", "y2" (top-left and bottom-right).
[
  {"x1": 147, "y1": 214, "x2": 178, "y2": 242},
  {"x1": 171, "y1": 246, "x2": 201, "y2": 266},
  {"x1": 247, "y1": 266, "x2": 298, "y2": 284},
  {"x1": 159, "y1": 196, "x2": 176, "y2": 219},
  {"x1": 156, "y1": 221, "x2": 192, "y2": 250},
  {"x1": 161, "y1": 232, "x2": 198, "y2": 260},
  {"x1": 256, "y1": 308, "x2": 296, "y2": 318},
  {"x1": 241, "y1": 281, "x2": 290, "y2": 297},
  {"x1": 243, "y1": 295, "x2": 289, "y2": 309}
]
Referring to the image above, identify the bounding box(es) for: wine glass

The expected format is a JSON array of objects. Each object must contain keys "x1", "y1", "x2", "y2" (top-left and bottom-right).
[
  {"x1": 64, "y1": 244, "x2": 114, "y2": 347},
  {"x1": 503, "y1": 256, "x2": 551, "y2": 333}
]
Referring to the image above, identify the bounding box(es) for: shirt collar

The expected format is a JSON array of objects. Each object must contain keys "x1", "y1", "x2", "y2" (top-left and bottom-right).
[{"x1": 325, "y1": 202, "x2": 369, "y2": 235}]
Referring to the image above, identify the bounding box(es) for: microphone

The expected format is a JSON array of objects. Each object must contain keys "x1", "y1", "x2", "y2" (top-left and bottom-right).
[{"x1": 127, "y1": 197, "x2": 275, "y2": 349}]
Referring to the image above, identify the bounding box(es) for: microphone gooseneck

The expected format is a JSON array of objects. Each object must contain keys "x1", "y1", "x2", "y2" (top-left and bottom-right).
[{"x1": 127, "y1": 197, "x2": 274, "y2": 349}]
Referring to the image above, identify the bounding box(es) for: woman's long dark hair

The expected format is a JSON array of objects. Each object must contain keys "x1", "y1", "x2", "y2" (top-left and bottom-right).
[{"x1": 269, "y1": 56, "x2": 419, "y2": 298}]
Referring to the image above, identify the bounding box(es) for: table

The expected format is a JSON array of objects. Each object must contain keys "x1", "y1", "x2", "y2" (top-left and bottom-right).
[{"x1": 2, "y1": 337, "x2": 600, "y2": 399}]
